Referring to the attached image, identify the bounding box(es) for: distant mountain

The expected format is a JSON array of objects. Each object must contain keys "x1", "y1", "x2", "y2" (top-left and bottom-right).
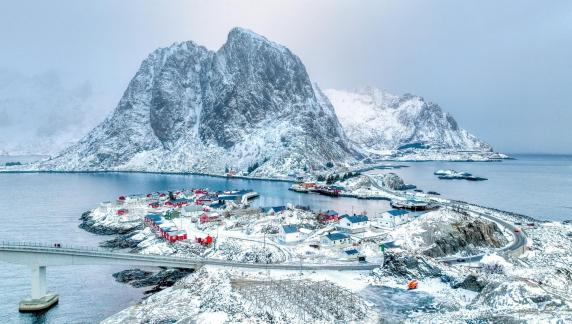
[
  {"x1": 38, "y1": 28, "x2": 357, "y2": 176},
  {"x1": 325, "y1": 87, "x2": 492, "y2": 155}
]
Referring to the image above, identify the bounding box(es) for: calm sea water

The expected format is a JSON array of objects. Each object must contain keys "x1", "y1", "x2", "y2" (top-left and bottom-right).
[
  {"x1": 0, "y1": 154, "x2": 569, "y2": 323},
  {"x1": 382, "y1": 154, "x2": 572, "y2": 221}
]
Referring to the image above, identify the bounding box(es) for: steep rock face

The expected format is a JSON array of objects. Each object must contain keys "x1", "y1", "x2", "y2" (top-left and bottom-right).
[
  {"x1": 39, "y1": 28, "x2": 356, "y2": 176},
  {"x1": 325, "y1": 87, "x2": 492, "y2": 154},
  {"x1": 423, "y1": 217, "x2": 507, "y2": 258}
]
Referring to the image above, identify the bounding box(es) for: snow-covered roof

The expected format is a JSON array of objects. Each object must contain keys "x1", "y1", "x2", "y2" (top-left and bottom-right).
[
  {"x1": 325, "y1": 210, "x2": 338, "y2": 216},
  {"x1": 282, "y1": 224, "x2": 299, "y2": 234},
  {"x1": 385, "y1": 209, "x2": 409, "y2": 216},
  {"x1": 325, "y1": 231, "x2": 349, "y2": 241},
  {"x1": 344, "y1": 215, "x2": 369, "y2": 223},
  {"x1": 183, "y1": 205, "x2": 202, "y2": 212}
]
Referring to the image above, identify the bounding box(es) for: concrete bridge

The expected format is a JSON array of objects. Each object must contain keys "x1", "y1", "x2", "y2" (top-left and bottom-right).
[{"x1": 0, "y1": 241, "x2": 378, "y2": 312}]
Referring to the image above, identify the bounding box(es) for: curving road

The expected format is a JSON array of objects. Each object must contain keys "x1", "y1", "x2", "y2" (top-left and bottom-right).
[
  {"x1": 0, "y1": 241, "x2": 379, "y2": 271},
  {"x1": 365, "y1": 175, "x2": 527, "y2": 264}
]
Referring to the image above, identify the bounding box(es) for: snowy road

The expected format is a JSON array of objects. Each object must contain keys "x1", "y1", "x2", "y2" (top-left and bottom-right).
[{"x1": 365, "y1": 175, "x2": 528, "y2": 263}]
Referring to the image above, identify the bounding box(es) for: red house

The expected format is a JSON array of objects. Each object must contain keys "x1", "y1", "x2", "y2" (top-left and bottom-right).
[
  {"x1": 195, "y1": 198, "x2": 211, "y2": 205},
  {"x1": 199, "y1": 212, "x2": 220, "y2": 224},
  {"x1": 318, "y1": 210, "x2": 340, "y2": 223},
  {"x1": 117, "y1": 209, "x2": 128, "y2": 216},
  {"x1": 195, "y1": 234, "x2": 213, "y2": 246}
]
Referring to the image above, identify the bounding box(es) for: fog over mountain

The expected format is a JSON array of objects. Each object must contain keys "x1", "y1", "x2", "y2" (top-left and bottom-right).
[{"x1": 0, "y1": 70, "x2": 108, "y2": 155}]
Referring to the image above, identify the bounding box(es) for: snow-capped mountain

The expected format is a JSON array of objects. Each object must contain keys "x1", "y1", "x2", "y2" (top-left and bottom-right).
[
  {"x1": 38, "y1": 28, "x2": 356, "y2": 176},
  {"x1": 325, "y1": 87, "x2": 492, "y2": 155}
]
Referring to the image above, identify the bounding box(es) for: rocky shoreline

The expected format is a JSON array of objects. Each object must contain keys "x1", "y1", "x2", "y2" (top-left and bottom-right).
[
  {"x1": 78, "y1": 211, "x2": 143, "y2": 235},
  {"x1": 112, "y1": 268, "x2": 194, "y2": 295}
]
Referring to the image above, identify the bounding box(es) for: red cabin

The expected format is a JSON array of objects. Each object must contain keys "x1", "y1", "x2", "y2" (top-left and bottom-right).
[
  {"x1": 195, "y1": 234, "x2": 213, "y2": 246},
  {"x1": 149, "y1": 202, "x2": 160, "y2": 208},
  {"x1": 117, "y1": 209, "x2": 128, "y2": 216},
  {"x1": 199, "y1": 213, "x2": 220, "y2": 224}
]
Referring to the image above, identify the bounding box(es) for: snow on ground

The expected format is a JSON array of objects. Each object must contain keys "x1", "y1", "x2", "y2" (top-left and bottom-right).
[
  {"x1": 92, "y1": 188, "x2": 572, "y2": 322},
  {"x1": 102, "y1": 267, "x2": 380, "y2": 324}
]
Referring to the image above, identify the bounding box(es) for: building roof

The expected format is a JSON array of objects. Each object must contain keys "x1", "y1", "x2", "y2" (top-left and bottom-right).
[
  {"x1": 386, "y1": 209, "x2": 409, "y2": 216},
  {"x1": 344, "y1": 215, "x2": 369, "y2": 223},
  {"x1": 209, "y1": 202, "x2": 226, "y2": 209},
  {"x1": 282, "y1": 224, "x2": 299, "y2": 234},
  {"x1": 344, "y1": 249, "x2": 359, "y2": 255},
  {"x1": 262, "y1": 206, "x2": 287, "y2": 213},
  {"x1": 146, "y1": 213, "x2": 162, "y2": 220},
  {"x1": 183, "y1": 205, "x2": 202, "y2": 212},
  {"x1": 325, "y1": 231, "x2": 349, "y2": 241}
]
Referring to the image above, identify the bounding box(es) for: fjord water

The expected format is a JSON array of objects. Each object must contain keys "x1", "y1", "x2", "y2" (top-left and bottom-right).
[{"x1": 0, "y1": 154, "x2": 570, "y2": 322}]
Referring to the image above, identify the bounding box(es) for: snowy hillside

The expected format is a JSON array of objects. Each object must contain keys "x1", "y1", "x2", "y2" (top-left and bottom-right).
[
  {"x1": 325, "y1": 87, "x2": 493, "y2": 156},
  {"x1": 37, "y1": 28, "x2": 357, "y2": 176}
]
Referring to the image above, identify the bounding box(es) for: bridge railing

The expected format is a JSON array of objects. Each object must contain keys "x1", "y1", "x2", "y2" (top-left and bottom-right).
[{"x1": 0, "y1": 241, "x2": 204, "y2": 263}]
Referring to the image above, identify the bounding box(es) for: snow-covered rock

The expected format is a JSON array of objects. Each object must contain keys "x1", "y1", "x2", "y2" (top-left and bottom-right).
[
  {"x1": 37, "y1": 28, "x2": 357, "y2": 177},
  {"x1": 325, "y1": 87, "x2": 493, "y2": 155}
]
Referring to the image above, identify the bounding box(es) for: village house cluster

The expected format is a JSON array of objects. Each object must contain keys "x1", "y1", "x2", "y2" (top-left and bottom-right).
[{"x1": 99, "y1": 186, "x2": 426, "y2": 263}]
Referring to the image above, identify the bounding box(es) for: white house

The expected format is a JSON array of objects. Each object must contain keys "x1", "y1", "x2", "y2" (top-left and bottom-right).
[
  {"x1": 378, "y1": 209, "x2": 414, "y2": 228},
  {"x1": 338, "y1": 215, "x2": 370, "y2": 233},
  {"x1": 182, "y1": 205, "x2": 204, "y2": 217},
  {"x1": 279, "y1": 224, "x2": 302, "y2": 243},
  {"x1": 320, "y1": 231, "x2": 351, "y2": 246}
]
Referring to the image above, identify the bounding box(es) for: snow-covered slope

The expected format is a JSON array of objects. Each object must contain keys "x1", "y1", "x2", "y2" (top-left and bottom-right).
[
  {"x1": 325, "y1": 87, "x2": 492, "y2": 155},
  {"x1": 38, "y1": 28, "x2": 356, "y2": 176}
]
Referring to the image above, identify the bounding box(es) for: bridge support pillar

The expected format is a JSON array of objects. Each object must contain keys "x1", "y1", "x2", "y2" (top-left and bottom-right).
[
  {"x1": 19, "y1": 265, "x2": 58, "y2": 312},
  {"x1": 31, "y1": 266, "x2": 47, "y2": 299}
]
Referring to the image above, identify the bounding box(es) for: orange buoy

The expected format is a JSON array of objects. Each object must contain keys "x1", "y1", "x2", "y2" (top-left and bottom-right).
[{"x1": 408, "y1": 279, "x2": 418, "y2": 290}]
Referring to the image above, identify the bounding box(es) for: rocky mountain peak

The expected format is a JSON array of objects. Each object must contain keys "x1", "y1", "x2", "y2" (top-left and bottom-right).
[{"x1": 39, "y1": 27, "x2": 356, "y2": 175}]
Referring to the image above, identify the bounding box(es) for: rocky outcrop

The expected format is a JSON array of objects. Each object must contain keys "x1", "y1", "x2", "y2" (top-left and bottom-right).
[
  {"x1": 113, "y1": 269, "x2": 153, "y2": 283},
  {"x1": 381, "y1": 173, "x2": 405, "y2": 190},
  {"x1": 99, "y1": 232, "x2": 143, "y2": 249},
  {"x1": 113, "y1": 268, "x2": 194, "y2": 294},
  {"x1": 423, "y1": 218, "x2": 507, "y2": 258},
  {"x1": 376, "y1": 251, "x2": 442, "y2": 279},
  {"x1": 78, "y1": 211, "x2": 142, "y2": 235},
  {"x1": 452, "y1": 274, "x2": 487, "y2": 292}
]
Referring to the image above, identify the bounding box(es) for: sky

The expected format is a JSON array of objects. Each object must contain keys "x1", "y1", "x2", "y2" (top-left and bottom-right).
[{"x1": 0, "y1": 0, "x2": 571, "y2": 154}]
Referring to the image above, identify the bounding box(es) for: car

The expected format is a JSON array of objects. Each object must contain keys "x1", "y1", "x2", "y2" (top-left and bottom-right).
[{"x1": 514, "y1": 228, "x2": 521, "y2": 233}]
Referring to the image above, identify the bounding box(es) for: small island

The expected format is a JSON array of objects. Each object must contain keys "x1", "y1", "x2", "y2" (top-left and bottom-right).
[{"x1": 434, "y1": 169, "x2": 488, "y2": 181}]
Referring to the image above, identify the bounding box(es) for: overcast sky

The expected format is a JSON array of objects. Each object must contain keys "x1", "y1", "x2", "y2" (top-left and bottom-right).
[{"x1": 0, "y1": 0, "x2": 571, "y2": 154}]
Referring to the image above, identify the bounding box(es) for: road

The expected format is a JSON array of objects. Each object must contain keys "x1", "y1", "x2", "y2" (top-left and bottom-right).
[
  {"x1": 365, "y1": 175, "x2": 527, "y2": 264},
  {"x1": 0, "y1": 241, "x2": 379, "y2": 271}
]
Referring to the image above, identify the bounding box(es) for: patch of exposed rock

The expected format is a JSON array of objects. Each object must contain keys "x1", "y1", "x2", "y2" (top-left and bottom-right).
[
  {"x1": 452, "y1": 274, "x2": 487, "y2": 292},
  {"x1": 375, "y1": 251, "x2": 442, "y2": 279},
  {"x1": 423, "y1": 217, "x2": 507, "y2": 258},
  {"x1": 381, "y1": 173, "x2": 405, "y2": 190},
  {"x1": 113, "y1": 268, "x2": 194, "y2": 294}
]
